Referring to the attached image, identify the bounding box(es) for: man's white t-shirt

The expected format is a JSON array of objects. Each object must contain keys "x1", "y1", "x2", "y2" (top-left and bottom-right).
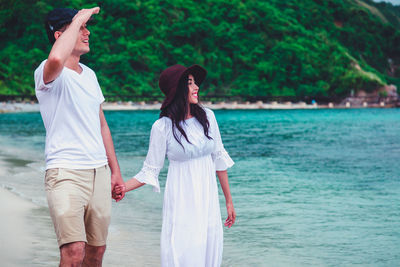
[{"x1": 34, "y1": 60, "x2": 108, "y2": 170}]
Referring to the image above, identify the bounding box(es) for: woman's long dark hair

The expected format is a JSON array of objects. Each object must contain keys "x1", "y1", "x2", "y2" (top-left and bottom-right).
[{"x1": 160, "y1": 75, "x2": 212, "y2": 148}]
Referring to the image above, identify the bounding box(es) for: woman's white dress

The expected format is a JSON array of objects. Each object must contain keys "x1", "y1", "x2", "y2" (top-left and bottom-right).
[{"x1": 134, "y1": 108, "x2": 234, "y2": 267}]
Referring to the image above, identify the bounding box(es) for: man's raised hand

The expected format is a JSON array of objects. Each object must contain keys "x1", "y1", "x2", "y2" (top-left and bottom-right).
[{"x1": 73, "y1": 7, "x2": 100, "y2": 25}]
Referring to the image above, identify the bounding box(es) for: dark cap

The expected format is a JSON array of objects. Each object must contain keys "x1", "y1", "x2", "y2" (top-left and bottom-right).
[
  {"x1": 45, "y1": 8, "x2": 78, "y2": 43},
  {"x1": 159, "y1": 64, "x2": 207, "y2": 109}
]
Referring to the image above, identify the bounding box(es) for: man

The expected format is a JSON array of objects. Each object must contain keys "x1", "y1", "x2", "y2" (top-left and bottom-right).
[{"x1": 34, "y1": 7, "x2": 124, "y2": 266}]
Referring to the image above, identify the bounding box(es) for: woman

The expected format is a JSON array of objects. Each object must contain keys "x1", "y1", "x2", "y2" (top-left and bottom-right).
[{"x1": 115, "y1": 64, "x2": 236, "y2": 266}]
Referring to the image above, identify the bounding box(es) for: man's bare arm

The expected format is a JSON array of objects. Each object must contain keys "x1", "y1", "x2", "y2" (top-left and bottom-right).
[{"x1": 99, "y1": 106, "x2": 125, "y2": 201}]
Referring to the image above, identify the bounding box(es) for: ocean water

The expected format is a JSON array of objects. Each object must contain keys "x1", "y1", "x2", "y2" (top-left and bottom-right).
[{"x1": 0, "y1": 109, "x2": 399, "y2": 266}]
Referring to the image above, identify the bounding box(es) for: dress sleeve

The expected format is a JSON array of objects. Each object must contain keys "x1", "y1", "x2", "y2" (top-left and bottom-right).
[
  {"x1": 134, "y1": 120, "x2": 167, "y2": 192},
  {"x1": 209, "y1": 109, "x2": 234, "y2": 171}
]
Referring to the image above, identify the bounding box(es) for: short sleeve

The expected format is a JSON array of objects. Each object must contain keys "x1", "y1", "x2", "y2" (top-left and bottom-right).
[
  {"x1": 34, "y1": 60, "x2": 56, "y2": 92},
  {"x1": 98, "y1": 85, "x2": 105, "y2": 104},
  {"x1": 134, "y1": 120, "x2": 167, "y2": 192},
  {"x1": 207, "y1": 109, "x2": 234, "y2": 171}
]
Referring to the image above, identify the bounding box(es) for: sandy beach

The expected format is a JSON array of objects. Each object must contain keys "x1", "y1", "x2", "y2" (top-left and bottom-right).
[
  {"x1": 1, "y1": 100, "x2": 321, "y2": 113},
  {"x1": 0, "y1": 187, "x2": 36, "y2": 266},
  {"x1": 0, "y1": 154, "x2": 35, "y2": 266},
  {"x1": 101, "y1": 100, "x2": 323, "y2": 110},
  {"x1": 0, "y1": 144, "x2": 157, "y2": 266},
  {"x1": 1, "y1": 99, "x2": 396, "y2": 113},
  {"x1": 0, "y1": 186, "x2": 61, "y2": 266},
  {"x1": 0, "y1": 145, "x2": 59, "y2": 266}
]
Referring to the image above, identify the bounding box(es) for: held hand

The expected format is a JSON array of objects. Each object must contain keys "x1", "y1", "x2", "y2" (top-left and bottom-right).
[
  {"x1": 73, "y1": 7, "x2": 100, "y2": 25},
  {"x1": 112, "y1": 184, "x2": 126, "y2": 201},
  {"x1": 224, "y1": 202, "x2": 236, "y2": 228},
  {"x1": 111, "y1": 173, "x2": 125, "y2": 202},
  {"x1": 112, "y1": 186, "x2": 125, "y2": 202},
  {"x1": 114, "y1": 184, "x2": 126, "y2": 195}
]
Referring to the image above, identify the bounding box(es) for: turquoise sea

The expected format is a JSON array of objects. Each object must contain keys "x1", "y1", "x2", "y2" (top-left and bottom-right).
[{"x1": 0, "y1": 109, "x2": 399, "y2": 266}]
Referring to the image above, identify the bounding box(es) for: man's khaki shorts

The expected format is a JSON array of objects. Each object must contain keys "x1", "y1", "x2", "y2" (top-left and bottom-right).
[{"x1": 45, "y1": 165, "x2": 111, "y2": 247}]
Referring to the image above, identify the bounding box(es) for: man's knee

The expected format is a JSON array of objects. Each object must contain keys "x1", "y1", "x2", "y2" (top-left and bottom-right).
[
  {"x1": 87, "y1": 244, "x2": 106, "y2": 257},
  {"x1": 83, "y1": 245, "x2": 106, "y2": 266},
  {"x1": 60, "y1": 241, "x2": 86, "y2": 266}
]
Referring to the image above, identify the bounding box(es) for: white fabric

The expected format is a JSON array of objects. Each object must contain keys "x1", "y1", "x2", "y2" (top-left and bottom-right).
[
  {"x1": 135, "y1": 108, "x2": 234, "y2": 267},
  {"x1": 34, "y1": 60, "x2": 107, "y2": 170}
]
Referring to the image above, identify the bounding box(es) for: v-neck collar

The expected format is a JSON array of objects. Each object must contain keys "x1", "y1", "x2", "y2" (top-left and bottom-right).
[{"x1": 64, "y1": 63, "x2": 84, "y2": 76}]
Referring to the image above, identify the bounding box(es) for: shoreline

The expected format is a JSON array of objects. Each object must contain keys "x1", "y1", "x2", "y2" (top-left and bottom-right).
[
  {"x1": 0, "y1": 147, "x2": 152, "y2": 266},
  {"x1": 0, "y1": 147, "x2": 60, "y2": 266},
  {"x1": 0, "y1": 100, "x2": 398, "y2": 113},
  {"x1": 0, "y1": 142, "x2": 156, "y2": 266},
  {"x1": 0, "y1": 186, "x2": 42, "y2": 266},
  {"x1": 0, "y1": 185, "x2": 144, "y2": 266}
]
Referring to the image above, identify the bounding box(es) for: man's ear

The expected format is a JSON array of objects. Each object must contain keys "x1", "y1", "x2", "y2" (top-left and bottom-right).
[{"x1": 54, "y1": 31, "x2": 62, "y2": 40}]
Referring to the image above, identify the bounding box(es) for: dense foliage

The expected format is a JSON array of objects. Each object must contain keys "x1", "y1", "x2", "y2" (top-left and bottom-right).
[{"x1": 1, "y1": 0, "x2": 400, "y2": 100}]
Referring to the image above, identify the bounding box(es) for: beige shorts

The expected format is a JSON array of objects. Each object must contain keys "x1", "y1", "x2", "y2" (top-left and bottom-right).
[{"x1": 45, "y1": 165, "x2": 111, "y2": 247}]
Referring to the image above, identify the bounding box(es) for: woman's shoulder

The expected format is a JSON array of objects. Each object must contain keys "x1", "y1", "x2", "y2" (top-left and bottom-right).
[
  {"x1": 152, "y1": 116, "x2": 172, "y2": 131},
  {"x1": 203, "y1": 107, "x2": 216, "y2": 121}
]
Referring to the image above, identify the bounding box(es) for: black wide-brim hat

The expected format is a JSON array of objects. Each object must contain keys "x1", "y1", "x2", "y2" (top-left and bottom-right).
[{"x1": 159, "y1": 64, "x2": 207, "y2": 109}]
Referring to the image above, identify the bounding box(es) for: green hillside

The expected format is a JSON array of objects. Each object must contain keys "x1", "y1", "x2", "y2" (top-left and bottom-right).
[{"x1": 1, "y1": 0, "x2": 400, "y2": 100}]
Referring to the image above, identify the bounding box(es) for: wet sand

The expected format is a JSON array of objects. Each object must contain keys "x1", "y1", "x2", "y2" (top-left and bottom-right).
[
  {"x1": 0, "y1": 150, "x2": 154, "y2": 266},
  {"x1": 0, "y1": 186, "x2": 60, "y2": 266}
]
